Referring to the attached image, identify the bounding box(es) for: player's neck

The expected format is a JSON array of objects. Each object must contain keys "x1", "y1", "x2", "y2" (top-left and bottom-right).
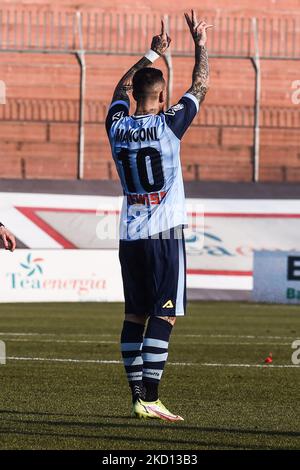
[{"x1": 134, "y1": 103, "x2": 160, "y2": 116}]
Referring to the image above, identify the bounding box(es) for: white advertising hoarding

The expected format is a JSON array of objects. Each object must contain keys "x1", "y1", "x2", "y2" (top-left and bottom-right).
[
  {"x1": 253, "y1": 251, "x2": 300, "y2": 304},
  {"x1": 1, "y1": 192, "x2": 300, "y2": 293},
  {"x1": 0, "y1": 250, "x2": 124, "y2": 302}
]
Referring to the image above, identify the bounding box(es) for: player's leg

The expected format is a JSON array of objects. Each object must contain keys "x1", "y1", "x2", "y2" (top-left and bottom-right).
[
  {"x1": 141, "y1": 315, "x2": 176, "y2": 403},
  {"x1": 119, "y1": 239, "x2": 149, "y2": 403},
  {"x1": 133, "y1": 227, "x2": 186, "y2": 421},
  {"x1": 120, "y1": 313, "x2": 148, "y2": 403}
]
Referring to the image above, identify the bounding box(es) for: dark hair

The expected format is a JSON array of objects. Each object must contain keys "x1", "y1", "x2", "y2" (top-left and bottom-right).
[{"x1": 132, "y1": 67, "x2": 165, "y2": 99}]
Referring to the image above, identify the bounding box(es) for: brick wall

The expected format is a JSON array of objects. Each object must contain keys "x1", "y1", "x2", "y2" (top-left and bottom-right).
[{"x1": 0, "y1": 1, "x2": 299, "y2": 182}]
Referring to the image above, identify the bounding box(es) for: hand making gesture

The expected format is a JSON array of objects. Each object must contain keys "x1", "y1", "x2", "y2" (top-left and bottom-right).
[
  {"x1": 184, "y1": 10, "x2": 213, "y2": 47},
  {"x1": 151, "y1": 20, "x2": 171, "y2": 56}
]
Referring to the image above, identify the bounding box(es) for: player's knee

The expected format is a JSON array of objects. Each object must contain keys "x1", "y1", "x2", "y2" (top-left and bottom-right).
[{"x1": 125, "y1": 313, "x2": 148, "y2": 325}]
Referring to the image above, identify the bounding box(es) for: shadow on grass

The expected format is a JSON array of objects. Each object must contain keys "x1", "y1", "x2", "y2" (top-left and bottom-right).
[
  {"x1": 0, "y1": 425, "x2": 287, "y2": 450},
  {"x1": 0, "y1": 408, "x2": 299, "y2": 450}
]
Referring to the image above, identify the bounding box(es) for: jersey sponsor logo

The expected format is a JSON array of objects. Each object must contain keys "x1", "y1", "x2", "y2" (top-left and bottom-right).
[
  {"x1": 115, "y1": 126, "x2": 158, "y2": 143},
  {"x1": 164, "y1": 103, "x2": 184, "y2": 116},
  {"x1": 112, "y1": 111, "x2": 125, "y2": 121},
  {"x1": 127, "y1": 190, "x2": 166, "y2": 207},
  {"x1": 162, "y1": 300, "x2": 174, "y2": 309}
]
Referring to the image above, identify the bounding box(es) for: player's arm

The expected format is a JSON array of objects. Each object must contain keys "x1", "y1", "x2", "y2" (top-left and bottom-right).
[
  {"x1": 105, "y1": 57, "x2": 150, "y2": 135},
  {"x1": 110, "y1": 20, "x2": 171, "y2": 106},
  {"x1": 0, "y1": 223, "x2": 16, "y2": 252},
  {"x1": 163, "y1": 12, "x2": 212, "y2": 140},
  {"x1": 106, "y1": 20, "x2": 171, "y2": 134},
  {"x1": 110, "y1": 57, "x2": 151, "y2": 108},
  {"x1": 185, "y1": 11, "x2": 212, "y2": 105}
]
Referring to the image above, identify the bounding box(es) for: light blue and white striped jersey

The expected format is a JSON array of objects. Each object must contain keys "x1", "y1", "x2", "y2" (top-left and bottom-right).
[{"x1": 106, "y1": 93, "x2": 199, "y2": 240}]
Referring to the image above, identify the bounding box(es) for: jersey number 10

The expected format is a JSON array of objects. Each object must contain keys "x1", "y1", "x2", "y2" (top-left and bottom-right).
[{"x1": 117, "y1": 147, "x2": 164, "y2": 193}]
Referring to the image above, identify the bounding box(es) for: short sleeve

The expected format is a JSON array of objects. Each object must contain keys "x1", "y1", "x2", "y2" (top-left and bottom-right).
[
  {"x1": 105, "y1": 100, "x2": 130, "y2": 135},
  {"x1": 163, "y1": 93, "x2": 199, "y2": 140}
]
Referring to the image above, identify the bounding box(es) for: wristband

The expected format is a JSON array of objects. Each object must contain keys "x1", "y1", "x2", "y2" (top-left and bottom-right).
[{"x1": 144, "y1": 49, "x2": 160, "y2": 63}]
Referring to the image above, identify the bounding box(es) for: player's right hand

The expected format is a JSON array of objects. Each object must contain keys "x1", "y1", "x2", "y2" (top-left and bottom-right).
[
  {"x1": 184, "y1": 10, "x2": 213, "y2": 47},
  {"x1": 151, "y1": 20, "x2": 171, "y2": 56},
  {"x1": 0, "y1": 226, "x2": 16, "y2": 252}
]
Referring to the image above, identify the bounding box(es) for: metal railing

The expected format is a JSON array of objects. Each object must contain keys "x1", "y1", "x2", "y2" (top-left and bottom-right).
[
  {"x1": 0, "y1": 8, "x2": 299, "y2": 182},
  {"x1": 1, "y1": 9, "x2": 300, "y2": 58}
]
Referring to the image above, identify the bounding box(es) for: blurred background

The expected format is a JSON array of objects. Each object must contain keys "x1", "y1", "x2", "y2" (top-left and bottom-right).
[
  {"x1": 0, "y1": 0, "x2": 299, "y2": 181},
  {"x1": 0, "y1": 0, "x2": 299, "y2": 303}
]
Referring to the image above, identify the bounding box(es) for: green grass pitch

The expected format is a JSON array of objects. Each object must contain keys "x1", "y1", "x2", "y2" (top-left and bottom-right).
[{"x1": 0, "y1": 301, "x2": 299, "y2": 450}]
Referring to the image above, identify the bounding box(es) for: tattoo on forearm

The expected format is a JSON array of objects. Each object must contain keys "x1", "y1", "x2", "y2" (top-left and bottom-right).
[
  {"x1": 112, "y1": 56, "x2": 151, "y2": 103},
  {"x1": 188, "y1": 45, "x2": 209, "y2": 104},
  {"x1": 113, "y1": 85, "x2": 132, "y2": 104}
]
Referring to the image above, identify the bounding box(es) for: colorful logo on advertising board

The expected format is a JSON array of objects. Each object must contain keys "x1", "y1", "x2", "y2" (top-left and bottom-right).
[{"x1": 6, "y1": 253, "x2": 106, "y2": 294}]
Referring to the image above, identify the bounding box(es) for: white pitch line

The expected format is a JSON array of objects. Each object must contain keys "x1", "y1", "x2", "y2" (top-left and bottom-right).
[
  {"x1": 6, "y1": 356, "x2": 299, "y2": 368},
  {"x1": 0, "y1": 332, "x2": 117, "y2": 337},
  {"x1": 7, "y1": 357, "x2": 122, "y2": 364},
  {"x1": 239, "y1": 304, "x2": 300, "y2": 310},
  {"x1": 3, "y1": 338, "x2": 292, "y2": 346},
  {"x1": 0, "y1": 332, "x2": 118, "y2": 337},
  {"x1": 0, "y1": 332, "x2": 43, "y2": 336},
  {"x1": 180, "y1": 334, "x2": 298, "y2": 340},
  {"x1": 5, "y1": 339, "x2": 117, "y2": 344},
  {"x1": 1, "y1": 332, "x2": 298, "y2": 340},
  {"x1": 0, "y1": 331, "x2": 119, "y2": 338},
  {"x1": 201, "y1": 363, "x2": 299, "y2": 369},
  {"x1": 169, "y1": 362, "x2": 299, "y2": 368}
]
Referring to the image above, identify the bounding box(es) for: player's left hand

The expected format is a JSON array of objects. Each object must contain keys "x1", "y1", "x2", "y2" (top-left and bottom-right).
[
  {"x1": 184, "y1": 10, "x2": 213, "y2": 47},
  {"x1": 151, "y1": 20, "x2": 171, "y2": 56},
  {"x1": 0, "y1": 226, "x2": 16, "y2": 252}
]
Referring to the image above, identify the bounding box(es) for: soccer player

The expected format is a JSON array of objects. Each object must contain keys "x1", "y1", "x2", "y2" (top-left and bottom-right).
[
  {"x1": 106, "y1": 11, "x2": 211, "y2": 421},
  {"x1": 0, "y1": 223, "x2": 16, "y2": 251}
]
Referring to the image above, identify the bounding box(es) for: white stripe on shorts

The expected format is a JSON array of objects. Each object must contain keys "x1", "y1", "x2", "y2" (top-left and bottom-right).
[{"x1": 175, "y1": 237, "x2": 185, "y2": 316}]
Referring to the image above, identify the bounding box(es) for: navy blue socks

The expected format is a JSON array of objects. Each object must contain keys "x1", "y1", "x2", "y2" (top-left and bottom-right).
[
  {"x1": 121, "y1": 317, "x2": 173, "y2": 403},
  {"x1": 120, "y1": 321, "x2": 145, "y2": 403},
  {"x1": 142, "y1": 317, "x2": 173, "y2": 402}
]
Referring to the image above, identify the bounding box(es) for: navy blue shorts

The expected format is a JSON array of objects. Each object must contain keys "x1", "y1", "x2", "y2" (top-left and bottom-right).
[{"x1": 119, "y1": 226, "x2": 186, "y2": 317}]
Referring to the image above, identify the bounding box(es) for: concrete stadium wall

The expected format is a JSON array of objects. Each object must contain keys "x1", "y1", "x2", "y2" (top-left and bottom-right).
[{"x1": 0, "y1": 1, "x2": 299, "y2": 182}]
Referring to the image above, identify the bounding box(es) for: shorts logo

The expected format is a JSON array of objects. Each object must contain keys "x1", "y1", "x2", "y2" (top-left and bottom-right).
[
  {"x1": 112, "y1": 111, "x2": 125, "y2": 121},
  {"x1": 162, "y1": 300, "x2": 174, "y2": 309}
]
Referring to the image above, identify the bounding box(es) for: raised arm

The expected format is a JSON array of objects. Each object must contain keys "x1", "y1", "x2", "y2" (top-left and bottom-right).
[
  {"x1": 111, "y1": 56, "x2": 151, "y2": 106},
  {"x1": 111, "y1": 20, "x2": 171, "y2": 105},
  {"x1": 184, "y1": 10, "x2": 213, "y2": 105}
]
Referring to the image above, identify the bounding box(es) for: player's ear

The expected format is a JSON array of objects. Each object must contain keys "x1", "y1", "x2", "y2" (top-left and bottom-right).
[{"x1": 159, "y1": 90, "x2": 165, "y2": 104}]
